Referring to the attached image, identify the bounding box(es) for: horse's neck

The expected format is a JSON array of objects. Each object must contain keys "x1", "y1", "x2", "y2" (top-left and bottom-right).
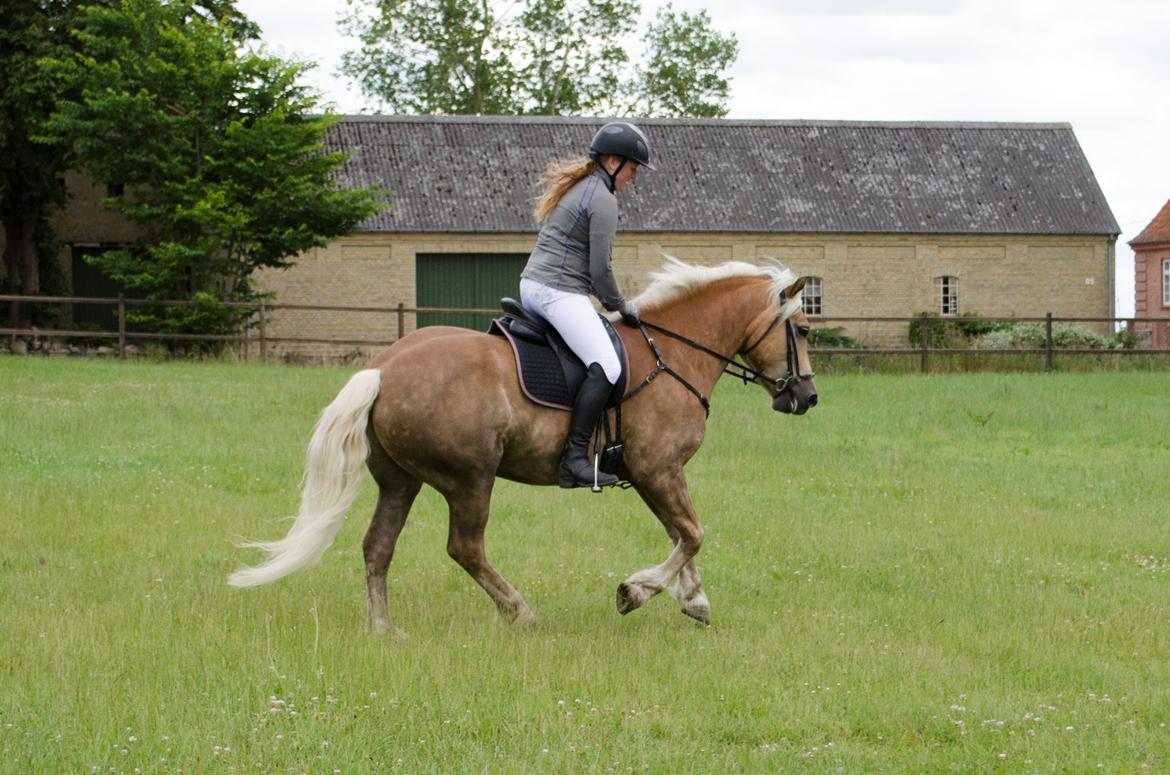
[{"x1": 647, "y1": 280, "x2": 765, "y2": 387}]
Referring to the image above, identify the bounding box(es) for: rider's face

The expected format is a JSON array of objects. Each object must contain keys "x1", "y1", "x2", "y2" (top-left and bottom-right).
[{"x1": 604, "y1": 156, "x2": 640, "y2": 192}]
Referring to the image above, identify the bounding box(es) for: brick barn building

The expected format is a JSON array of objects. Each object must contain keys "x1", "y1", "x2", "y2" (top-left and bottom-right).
[
  {"x1": 41, "y1": 115, "x2": 1121, "y2": 357},
  {"x1": 253, "y1": 116, "x2": 1119, "y2": 357},
  {"x1": 1130, "y1": 197, "x2": 1170, "y2": 348}
]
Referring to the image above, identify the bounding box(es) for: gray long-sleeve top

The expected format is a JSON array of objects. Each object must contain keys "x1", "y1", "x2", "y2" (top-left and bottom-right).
[{"x1": 520, "y1": 169, "x2": 627, "y2": 311}]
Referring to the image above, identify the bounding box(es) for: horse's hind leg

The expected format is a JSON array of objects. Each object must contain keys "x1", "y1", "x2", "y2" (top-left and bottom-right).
[
  {"x1": 364, "y1": 439, "x2": 422, "y2": 636},
  {"x1": 443, "y1": 483, "x2": 535, "y2": 626}
]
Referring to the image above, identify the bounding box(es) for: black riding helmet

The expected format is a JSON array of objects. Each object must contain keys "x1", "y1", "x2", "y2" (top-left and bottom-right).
[{"x1": 589, "y1": 121, "x2": 656, "y2": 170}]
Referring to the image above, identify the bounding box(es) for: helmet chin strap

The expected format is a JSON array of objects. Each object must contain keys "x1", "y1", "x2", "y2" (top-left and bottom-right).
[{"x1": 601, "y1": 157, "x2": 628, "y2": 193}]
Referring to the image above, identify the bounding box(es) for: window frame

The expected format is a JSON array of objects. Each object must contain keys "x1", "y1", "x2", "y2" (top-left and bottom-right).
[
  {"x1": 1163, "y1": 259, "x2": 1170, "y2": 307},
  {"x1": 936, "y1": 275, "x2": 959, "y2": 316},
  {"x1": 802, "y1": 276, "x2": 823, "y2": 316}
]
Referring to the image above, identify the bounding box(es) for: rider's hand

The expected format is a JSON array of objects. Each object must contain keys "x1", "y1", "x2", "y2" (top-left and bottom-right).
[{"x1": 619, "y1": 300, "x2": 641, "y2": 327}]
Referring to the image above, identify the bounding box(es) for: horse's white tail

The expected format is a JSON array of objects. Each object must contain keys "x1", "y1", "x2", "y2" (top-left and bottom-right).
[{"x1": 227, "y1": 369, "x2": 382, "y2": 589}]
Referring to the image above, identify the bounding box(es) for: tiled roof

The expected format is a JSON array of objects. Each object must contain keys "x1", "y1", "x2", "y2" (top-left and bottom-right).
[
  {"x1": 327, "y1": 115, "x2": 1120, "y2": 236},
  {"x1": 1130, "y1": 197, "x2": 1170, "y2": 246}
]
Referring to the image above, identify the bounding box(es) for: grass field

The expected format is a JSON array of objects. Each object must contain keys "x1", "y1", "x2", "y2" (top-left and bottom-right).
[{"x1": 2, "y1": 356, "x2": 1169, "y2": 773}]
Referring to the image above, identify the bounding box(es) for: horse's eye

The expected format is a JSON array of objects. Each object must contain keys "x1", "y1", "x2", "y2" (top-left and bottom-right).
[{"x1": 797, "y1": 325, "x2": 810, "y2": 338}]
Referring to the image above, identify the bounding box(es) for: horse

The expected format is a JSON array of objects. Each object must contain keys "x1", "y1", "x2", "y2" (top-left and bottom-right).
[{"x1": 227, "y1": 258, "x2": 818, "y2": 632}]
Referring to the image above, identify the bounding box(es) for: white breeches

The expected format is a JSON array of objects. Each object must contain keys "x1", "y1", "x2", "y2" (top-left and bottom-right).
[{"x1": 519, "y1": 279, "x2": 621, "y2": 384}]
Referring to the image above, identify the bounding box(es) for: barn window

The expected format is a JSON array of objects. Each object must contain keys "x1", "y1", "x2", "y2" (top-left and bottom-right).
[
  {"x1": 802, "y1": 276, "x2": 823, "y2": 316},
  {"x1": 936, "y1": 275, "x2": 959, "y2": 316},
  {"x1": 1164, "y1": 259, "x2": 1170, "y2": 307}
]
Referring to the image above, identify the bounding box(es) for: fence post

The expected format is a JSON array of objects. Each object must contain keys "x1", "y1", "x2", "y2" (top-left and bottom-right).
[
  {"x1": 397, "y1": 302, "x2": 405, "y2": 341},
  {"x1": 241, "y1": 303, "x2": 251, "y2": 362},
  {"x1": 1045, "y1": 312, "x2": 1054, "y2": 372},
  {"x1": 117, "y1": 294, "x2": 126, "y2": 359},
  {"x1": 259, "y1": 300, "x2": 268, "y2": 363},
  {"x1": 919, "y1": 312, "x2": 930, "y2": 374}
]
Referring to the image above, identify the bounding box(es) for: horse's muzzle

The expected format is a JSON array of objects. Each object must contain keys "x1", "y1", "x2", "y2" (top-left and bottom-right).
[{"x1": 772, "y1": 378, "x2": 818, "y2": 415}]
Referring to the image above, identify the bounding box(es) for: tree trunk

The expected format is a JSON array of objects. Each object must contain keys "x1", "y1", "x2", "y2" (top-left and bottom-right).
[
  {"x1": 3, "y1": 217, "x2": 39, "y2": 330},
  {"x1": 4, "y1": 220, "x2": 22, "y2": 331}
]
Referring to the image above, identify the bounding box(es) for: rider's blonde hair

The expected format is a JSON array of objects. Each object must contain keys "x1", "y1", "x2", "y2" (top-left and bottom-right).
[{"x1": 532, "y1": 156, "x2": 598, "y2": 224}]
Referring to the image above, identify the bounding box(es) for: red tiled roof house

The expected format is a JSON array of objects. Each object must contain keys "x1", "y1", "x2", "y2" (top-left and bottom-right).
[{"x1": 1130, "y1": 197, "x2": 1170, "y2": 348}]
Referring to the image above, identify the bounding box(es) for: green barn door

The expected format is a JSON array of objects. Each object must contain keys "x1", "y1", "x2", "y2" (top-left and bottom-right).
[{"x1": 416, "y1": 253, "x2": 527, "y2": 331}]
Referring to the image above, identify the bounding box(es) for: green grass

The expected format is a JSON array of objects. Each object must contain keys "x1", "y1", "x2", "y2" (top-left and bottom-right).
[{"x1": 2, "y1": 357, "x2": 1169, "y2": 773}]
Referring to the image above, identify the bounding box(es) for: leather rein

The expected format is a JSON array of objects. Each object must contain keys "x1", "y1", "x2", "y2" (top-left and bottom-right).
[{"x1": 621, "y1": 291, "x2": 815, "y2": 417}]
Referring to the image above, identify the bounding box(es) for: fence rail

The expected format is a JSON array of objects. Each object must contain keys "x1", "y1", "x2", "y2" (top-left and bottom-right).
[{"x1": 4, "y1": 293, "x2": 1170, "y2": 371}]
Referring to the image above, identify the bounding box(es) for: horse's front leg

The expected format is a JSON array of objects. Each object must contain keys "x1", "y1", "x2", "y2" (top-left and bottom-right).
[
  {"x1": 651, "y1": 520, "x2": 710, "y2": 624},
  {"x1": 668, "y1": 547, "x2": 711, "y2": 625},
  {"x1": 618, "y1": 470, "x2": 704, "y2": 616}
]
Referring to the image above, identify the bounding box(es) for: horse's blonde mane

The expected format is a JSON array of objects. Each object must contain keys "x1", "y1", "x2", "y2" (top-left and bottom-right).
[{"x1": 630, "y1": 256, "x2": 803, "y2": 318}]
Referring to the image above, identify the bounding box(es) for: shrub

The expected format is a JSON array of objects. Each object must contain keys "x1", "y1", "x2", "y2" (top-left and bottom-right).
[
  {"x1": 976, "y1": 323, "x2": 1118, "y2": 350},
  {"x1": 1113, "y1": 328, "x2": 1142, "y2": 349},
  {"x1": 908, "y1": 312, "x2": 1013, "y2": 348},
  {"x1": 808, "y1": 326, "x2": 863, "y2": 349}
]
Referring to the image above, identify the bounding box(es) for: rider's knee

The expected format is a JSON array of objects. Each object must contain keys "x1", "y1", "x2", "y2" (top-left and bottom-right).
[{"x1": 598, "y1": 354, "x2": 621, "y2": 384}]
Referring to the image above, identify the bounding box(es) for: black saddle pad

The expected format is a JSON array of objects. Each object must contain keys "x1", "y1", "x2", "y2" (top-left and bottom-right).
[{"x1": 488, "y1": 308, "x2": 629, "y2": 412}]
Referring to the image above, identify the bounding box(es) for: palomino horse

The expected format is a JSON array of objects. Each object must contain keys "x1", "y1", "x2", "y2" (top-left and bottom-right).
[{"x1": 228, "y1": 259, "x2": 817, "y2": 631}]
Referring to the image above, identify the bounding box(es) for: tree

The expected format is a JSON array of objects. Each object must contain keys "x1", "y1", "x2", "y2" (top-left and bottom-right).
[
  {"x1": 632, "y1": 3, "x2": 738, "y2": 118},
  {"x1": 338, "y1": 0, "x2": 738, "y2": 117},
  {"x1": 1, "y1": 0, "x2": 261, "y2": 331},
  {"x1": 339, "y1": 0, "x2": 521, "y2": 114},
  {"x1": 513, "y1": 0, "x2": 637, "y2": 115},
  {"x1": 1, "y1": 1, "x2": 74, "y2": 329},
  {"x1": 43, "y1": 0, "x2": 384, "y2": 342}
]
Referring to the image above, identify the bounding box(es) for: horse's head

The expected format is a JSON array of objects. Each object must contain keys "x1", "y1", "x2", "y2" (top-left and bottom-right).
[{"x1": 741, "y1": 277, "x2": 818, "y2": 415}]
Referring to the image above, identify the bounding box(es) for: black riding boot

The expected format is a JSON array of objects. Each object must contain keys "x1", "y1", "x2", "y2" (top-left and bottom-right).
[{"x1": 559, "y1": 363, "x2": 620, "y2": 489}]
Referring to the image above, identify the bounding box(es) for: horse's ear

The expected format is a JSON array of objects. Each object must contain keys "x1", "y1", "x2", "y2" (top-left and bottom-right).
[{"x1": 782, "y1": 277, "x2": 806, "y2": 300}]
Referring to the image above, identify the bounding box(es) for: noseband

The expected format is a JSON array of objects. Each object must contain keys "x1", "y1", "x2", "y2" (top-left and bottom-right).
[{"x1": 740, "y1": 292, "x2": 816, "y2": 398}]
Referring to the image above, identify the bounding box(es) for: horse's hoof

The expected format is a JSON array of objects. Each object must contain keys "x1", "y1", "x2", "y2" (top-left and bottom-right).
[
  {"x1": 510, "y1": 609, "x2": 537, "y2": 629},
  {"x1": 616, "y1": 582, "x2": 648, "y2": 615},
  {"x1": 616, "y1": 583, "x2": 635, "y2": 614},
  {"x1": 681, "y1": 605, "x2": 710, "y2": 626}
]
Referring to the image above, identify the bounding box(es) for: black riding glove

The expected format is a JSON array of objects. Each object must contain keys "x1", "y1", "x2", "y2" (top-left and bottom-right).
[{"x1": 618, "y1": 300, "x2": 641, "y2": 327}]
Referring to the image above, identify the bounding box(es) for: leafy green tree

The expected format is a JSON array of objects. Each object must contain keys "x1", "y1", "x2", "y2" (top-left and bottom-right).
[
  {"x1": 633, "y1": 3, "x2": 738, "y2": 118},
  {"x1": 338, "y1": 0, "x2": 738, "y2": 117},
  {"x1": 514, "y1": 0, "x2": 637, "y2": 115},
  {"x1": 0, "y1": 0, "x2": 262, "y2": 331},
  {"x1": 339, "y1": 0, "x2": 521, "y2": 114},
  {"x1": 1, "y1": 1, "x2": 75, "y2": 328},
  {"x1": 44, "y1": 0, "x2": 383, "y2": 342}
]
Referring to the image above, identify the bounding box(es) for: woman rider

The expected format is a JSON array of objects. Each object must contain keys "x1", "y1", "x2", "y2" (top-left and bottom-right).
[{"x1": 519, "y1": 121, "x2": 654, "y2": 489}]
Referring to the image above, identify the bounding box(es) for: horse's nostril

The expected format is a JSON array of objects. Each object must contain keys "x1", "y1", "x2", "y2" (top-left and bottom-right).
[{"x1": 808, "y1": 393, "x2": 818, "y2": 407}]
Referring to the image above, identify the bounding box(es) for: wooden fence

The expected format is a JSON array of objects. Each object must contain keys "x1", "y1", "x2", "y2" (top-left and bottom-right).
[{"x1": 3, "y1": 293, "x2": 1170, "y2": 372}]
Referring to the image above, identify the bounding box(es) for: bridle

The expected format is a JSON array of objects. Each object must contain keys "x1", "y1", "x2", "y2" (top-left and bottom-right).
[
  {"x1": 740, "y1": 292, "x2": 816, "y2": 397},
  {"x1": 622, "y1": 289, "x2": 815, "y2": 416}
]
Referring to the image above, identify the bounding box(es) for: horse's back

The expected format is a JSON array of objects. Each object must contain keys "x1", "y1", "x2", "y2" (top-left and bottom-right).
[
  {"x1": 369, "y1": 326, "x2": 514, "y2": 398},
  {"x1": 368, "y1": 325, "x2": 483, "y2": 367}
]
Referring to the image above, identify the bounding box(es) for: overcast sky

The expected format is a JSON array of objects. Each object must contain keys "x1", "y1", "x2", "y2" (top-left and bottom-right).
[{"x1": 236, "y1": 0, "x2": 1170, "y2": 317}]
